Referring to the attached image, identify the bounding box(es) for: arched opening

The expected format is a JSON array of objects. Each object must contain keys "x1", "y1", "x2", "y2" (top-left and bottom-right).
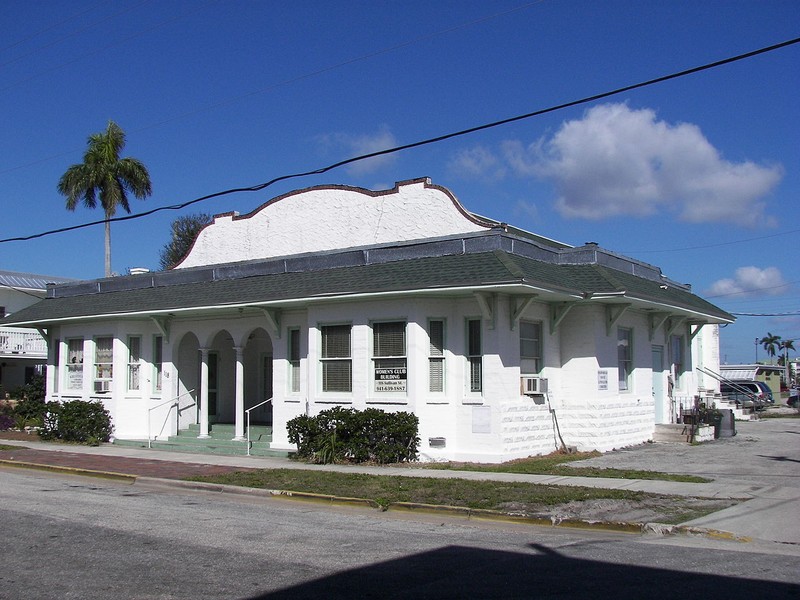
[
  {"x1": 244, "y1": 327, "x2": 273, "y2": 424},
  {"x1": 209, "y1": 330, "x2": 235, "y2": 424},
  {"x1": 176, "y1": 332, "x2": 200, "y2": 430}
]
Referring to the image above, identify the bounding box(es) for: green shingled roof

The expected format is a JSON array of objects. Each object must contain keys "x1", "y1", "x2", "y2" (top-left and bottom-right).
[{"x1": 2, "y1": 249, "x2": 732, "y2": 326}]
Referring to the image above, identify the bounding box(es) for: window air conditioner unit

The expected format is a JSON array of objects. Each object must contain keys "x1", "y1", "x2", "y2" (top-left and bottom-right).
[
  {"x1": 94, "y1": 380, "x2": 111, "y2": 393},
  {"x1": 521, "y1": 376, "x2": 547, "y2": 396}
]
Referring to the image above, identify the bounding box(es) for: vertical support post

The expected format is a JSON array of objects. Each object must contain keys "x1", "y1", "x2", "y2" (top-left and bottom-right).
[
  {"x1": 198, "y1": 347, "x2": 210, "y2": 438},
  {"x1": 233, "y1": 346, "x2": 245, "y2": 441}
]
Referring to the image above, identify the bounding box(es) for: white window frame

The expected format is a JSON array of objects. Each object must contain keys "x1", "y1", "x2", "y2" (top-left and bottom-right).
[
  {"x1": 618, "y1": 327, "x2": 633, "y2": 392},
  {"x1": 53, "y1": 338, "x2": 61, "y2": 393},
  {"x1": 670, "y1": 334, "x2": 685, "y2": 390},
  {"x1": 94, "y1": 336, "x2": 114, "y2": 393},
  {"x1": 153, "y1": 335, "x2": 163, "y2": 393},
  {"x1": 66, "y1": 338, "x2": 84, "y2": 391},
  {"x1": 428, "y1": 319, "x2": 446, "y2": 394},
  {"x1": 519, "y1": 320, "x2": 543, "y2": 375},
  {"x1": 288, "y1": 327, "x2": 301, "y2": 394},
  {"x1": 320, "y1": 324, "x2": 352, "y2": 393},
  {"x1": 466, "y1": 318, "x2": 482, "y2": 395},
  {"x1": 371, "y1": 320, "x2": 407, "y2": 394},
  {"x1": 127, "y1": 336, "x2": 142, "y2": 392}
]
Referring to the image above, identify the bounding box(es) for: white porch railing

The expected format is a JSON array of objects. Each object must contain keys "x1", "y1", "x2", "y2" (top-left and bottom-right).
[
  {"x1": 147, "y1": 389, "x2": 196, "y2": 448},
  {"x1": 245, "y1": 397, "x2": 272, "y2": 456},
  {"x1": 0, "y1": 327, "x2": 47, "y2": 357}
]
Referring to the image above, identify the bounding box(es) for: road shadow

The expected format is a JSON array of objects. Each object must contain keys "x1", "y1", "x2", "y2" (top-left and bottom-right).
[{"x1": 247, "y1": 542, "x2": 799, "y2": 599}]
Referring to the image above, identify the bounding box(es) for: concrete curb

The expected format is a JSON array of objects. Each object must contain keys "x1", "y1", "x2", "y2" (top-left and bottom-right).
[
  {"x1": 0, "y1": 459, "x2": 137, "y2": 483},
  {"x1": 1, "y1": 459, "x2": 752, "y2": 543}
]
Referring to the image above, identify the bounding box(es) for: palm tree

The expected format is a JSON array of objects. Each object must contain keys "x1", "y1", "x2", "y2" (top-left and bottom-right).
[
  {"x1": 778, "y1": 339, "x2": 795, "y2": 367},
  {"x1": 759, "y1": 332, "x2": 781, "y2": 364},
  {"x1": 58, "y1": 120, "x2": 152, "y2": 277}
]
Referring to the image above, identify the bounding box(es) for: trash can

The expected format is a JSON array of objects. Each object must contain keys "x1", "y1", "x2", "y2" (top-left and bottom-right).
[
  {"x1": 711, "y1": 412, "x2": 723, "y2": 439},
  {"x1": 717, "y1": 409, "x2": 736, "y2": 438}
]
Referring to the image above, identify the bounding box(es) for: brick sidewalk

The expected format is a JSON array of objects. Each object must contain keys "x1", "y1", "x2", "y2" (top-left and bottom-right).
[{"x1": 0, "y1": 446, "x2": 257, "y2": 480}]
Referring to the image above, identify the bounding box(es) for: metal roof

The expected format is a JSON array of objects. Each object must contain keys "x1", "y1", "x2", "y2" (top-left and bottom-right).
[{"x1": 0, "y1": 270, "x2": 76, "y2": 291}]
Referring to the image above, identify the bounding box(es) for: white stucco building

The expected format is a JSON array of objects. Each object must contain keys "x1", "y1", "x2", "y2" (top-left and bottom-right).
[
  {"x1": 2, "y1": 179, "x2": 733, "y2": 461},
  {"x1": 0, "y1": 270, "x2": 75, "y2": 397}
]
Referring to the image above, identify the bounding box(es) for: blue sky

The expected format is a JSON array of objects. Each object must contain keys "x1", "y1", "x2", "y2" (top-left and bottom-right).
[{"x1": 1, "y1": 0, "x2": 797, "y2": 364}]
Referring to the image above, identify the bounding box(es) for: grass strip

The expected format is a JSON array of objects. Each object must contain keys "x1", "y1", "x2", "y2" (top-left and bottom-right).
[
  {"x1": 415, "y1": 451, "x2": 710, "y2": 483},
  {"x1": 186, "y1": 468, "x2": 654, "y2": 511}
]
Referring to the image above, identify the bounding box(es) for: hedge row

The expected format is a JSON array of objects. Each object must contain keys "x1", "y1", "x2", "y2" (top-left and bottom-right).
[{"x1": 287, "y1": 407, "x2": 419, "y2": 464}]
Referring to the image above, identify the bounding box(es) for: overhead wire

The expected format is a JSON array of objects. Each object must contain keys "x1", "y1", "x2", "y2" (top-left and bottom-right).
[
  {"x1": 0, "y1": 0, "x2": 543, "y2": 177},
  {"x1": 1, "y1": 35, "x2": 798, "y2": 246}
]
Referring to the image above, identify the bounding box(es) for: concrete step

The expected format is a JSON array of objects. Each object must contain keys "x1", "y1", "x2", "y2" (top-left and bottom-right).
[
  {"x1": 652, "y1": 424, "x2": 692, "y2": 443},
  {"x1": 183, "y1": 423, "x2": 272, "y2": 441},
  {"x1": 112, "y1": 437, "x2": 289, "y2": 458},
  {"x1": 112, "y1": 422, "x2": 287, "y2": 458}
]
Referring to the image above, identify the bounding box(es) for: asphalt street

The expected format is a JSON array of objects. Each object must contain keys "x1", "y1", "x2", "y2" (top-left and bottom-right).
[
  {"x1": 2, "y1": 467, "x2": 799, "y2": 600},
  {"x1": 1, "y1": 416, "x2": 798, "y2": 546}
]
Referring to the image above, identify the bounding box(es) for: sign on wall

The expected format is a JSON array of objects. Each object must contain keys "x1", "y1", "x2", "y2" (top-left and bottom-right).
[
  {"x1": 374, "y1": 367, "x2": 407, "y2": 392},
  {"x1": 597, "y1": 369, "x2": 608, "y2": 391}
]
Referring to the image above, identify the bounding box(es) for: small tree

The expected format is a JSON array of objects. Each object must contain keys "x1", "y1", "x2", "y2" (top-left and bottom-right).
[{"x1": 159, "y1": 213, "x2": 212, "y2": 270}]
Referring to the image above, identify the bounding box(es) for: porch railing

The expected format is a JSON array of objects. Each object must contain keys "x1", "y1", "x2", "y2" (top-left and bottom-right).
[
  {"x1": 0, "y1": 327, "x2": 47, "y2": 357},
  {"x1": 245, "y1": 397, "x2": 272, "y2": 456},
  {"x1": 147, "y1": 389, "x2": 196, "y2": 448}
]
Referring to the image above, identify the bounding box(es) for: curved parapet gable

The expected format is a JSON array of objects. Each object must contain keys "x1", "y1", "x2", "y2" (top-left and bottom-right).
[{"x1": 175, "y1": 178, "x2": 493, "y2": 269}]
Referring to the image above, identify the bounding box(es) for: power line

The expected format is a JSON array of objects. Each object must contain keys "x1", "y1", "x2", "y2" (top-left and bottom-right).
[
  {"x1": 0, "y1": 1, "x2": 543, "y2": 177},
  {"x1": 1, "y1": 35, "x2": 798, "y2": 246},
  {"x1": 705, "y1": 280, "x2": 800, "y2": 299},
  {"x1": 621, "y1": 228, "x2": 800, "y2": 254},
  {"x1": 730, "y1": 311, "x2": 800, "y2": 317},
  {"x1": 0, "y1": 1, "x2": 105, "y2": 55}
]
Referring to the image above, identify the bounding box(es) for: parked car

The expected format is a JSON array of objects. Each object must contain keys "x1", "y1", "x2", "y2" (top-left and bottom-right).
[
  {"x1": 720, "y1": 380, "x2": 767, "y2": 409},
  {"x1": 788, "y1": 389, "x2": 799, "y2": 408},
  {"x1": 751, "y1": 381, "x2": 775, "y2": 404}
]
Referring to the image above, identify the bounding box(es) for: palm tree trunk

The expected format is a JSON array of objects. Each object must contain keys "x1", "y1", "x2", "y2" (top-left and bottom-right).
[{"x1": 104, "y1": 218, "x2": 112, "y2": 277}]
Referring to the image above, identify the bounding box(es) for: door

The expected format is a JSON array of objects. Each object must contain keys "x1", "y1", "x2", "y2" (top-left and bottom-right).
[{"x1": 652, "y1": 346, "x2": 665, "y2": 423}]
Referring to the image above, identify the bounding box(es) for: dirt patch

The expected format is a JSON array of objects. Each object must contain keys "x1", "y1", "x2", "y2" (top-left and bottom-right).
[
  {"x1": 499, "y1": 496, "x2": 740, "y2": 525},
  {"x1": 0, "y1": 430, "x2": 38, "y2": 442}
]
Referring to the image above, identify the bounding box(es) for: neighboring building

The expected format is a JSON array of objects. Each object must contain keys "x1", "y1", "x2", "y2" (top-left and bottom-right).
[
  {"x1": 1, "y1": 179, "x2": 733, "y2": 461},
  {"x1": 0, "y1": 270, "x2": 75, "y2": 397},
  {"x1": 720, "y1": 364, "x2": 784, "y2": 396}
]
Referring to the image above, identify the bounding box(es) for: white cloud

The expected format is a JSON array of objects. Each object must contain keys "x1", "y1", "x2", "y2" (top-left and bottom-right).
[
  {"x1": 706, "y1": 266, "x2": 787, "y2": 297},
  {"x1": 504, "y1": 103, "x2": 783, "y2": 225},
  {"x1": 317, "y1": 125, "x2": 397, "y2": 175},
  {"x1": 448, "y1": 145, "x2": 506, "y2": 179}
]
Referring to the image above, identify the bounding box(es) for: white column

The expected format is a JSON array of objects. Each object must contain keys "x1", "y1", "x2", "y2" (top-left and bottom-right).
[
  {"x1": 198, "y1": 348, "x2": 210, "y2": 438},
  {"x1": 233, "y1": 346, "x2": 245, "y2": 440}
]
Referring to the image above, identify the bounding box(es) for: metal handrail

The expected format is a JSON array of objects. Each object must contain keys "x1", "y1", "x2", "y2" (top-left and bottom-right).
[
  {"x1": 245, "y1": 397, "x2": 272, "y2": 456},
  {"x1": 696, "y1": 366, "x2": 760, "y2": 411},
  {"x1": 147, "y1": 389, "x2": 196, "y2": 448}
]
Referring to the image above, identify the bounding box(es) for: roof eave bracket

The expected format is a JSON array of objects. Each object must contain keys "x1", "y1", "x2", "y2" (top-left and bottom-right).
[
  {"x1": 510, "y1": 295, "x2": 537, "y2": 330},
  {"x1": 150, "y1": 315, "x2": 172, "y2": 343},
  {"x1": 605, "y1": 303, "x2": 632, "y2": 336},
  {"x1": 648, "y1": 312, "x2": 670, "y2": 341},
  {"x1": 255, "y1": 307, "x2": 282, "y2": 339},
  {"x1": 550, "y1": 302, "x2": 575, "y2": 335}
]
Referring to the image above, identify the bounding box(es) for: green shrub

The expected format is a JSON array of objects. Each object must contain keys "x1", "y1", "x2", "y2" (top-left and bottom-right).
[
  {"x1": 287, "y1": 407, "x2": 419, "y2": 464},
  {"x1": 12, "y1": 396, "x2": 47, "y2": 429},
  {"x1": 39, "y1": 400, "x2": 113, "y2": 445}
]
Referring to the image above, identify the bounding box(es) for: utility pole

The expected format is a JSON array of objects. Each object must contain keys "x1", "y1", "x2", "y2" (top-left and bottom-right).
[{"x1": 755, "y1": 338, "x2": 759, "y2": 363}]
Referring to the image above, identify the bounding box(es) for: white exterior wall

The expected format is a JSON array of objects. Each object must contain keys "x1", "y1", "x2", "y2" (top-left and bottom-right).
[
  {"x1": 177, "y1": 180, "x2": 488, "y2": 268},
  {"x1": 554, "y1": 305, "x2": 655, "y2": 453},
  {"x1": 46, "y1": 320, "x2": 167, "y2": 439},
  {"x1": 43, "y1": 294, "x2": 715, "y2": 460}
]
